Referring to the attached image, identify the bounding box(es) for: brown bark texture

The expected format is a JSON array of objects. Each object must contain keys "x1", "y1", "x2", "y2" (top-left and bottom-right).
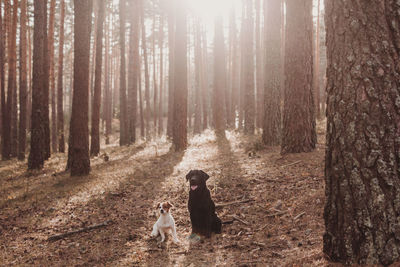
[
  {"x1": 57, "y1": 0, "x2": 65, "y2": 153},
  {"x1": 281, "y1": 0, "x2": 316, "y2": 154},
  {"x1": 323, "y1": 1, "x2": 400, "y2": 265}
]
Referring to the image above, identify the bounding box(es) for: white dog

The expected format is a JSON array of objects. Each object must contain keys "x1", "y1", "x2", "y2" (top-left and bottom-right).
[{"x1": 151, "y1": 202, "x2": 179, "y2": 244}]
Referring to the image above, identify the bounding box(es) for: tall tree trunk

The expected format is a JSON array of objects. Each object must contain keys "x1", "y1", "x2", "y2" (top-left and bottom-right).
[
  {"x1": 324, "y1": 1, "x2": 400, "y2": 265},
  {"x1": 119, "y1": 0, "x2": 128, "y2": 146},
  {"x1": 138, "y1": 55, "x2": 145, "y2": 138},
  {"x1": 28, "y1": 0, "x2": 47, "y2": 169},
  {"x1": 104, "y1": 3, "x2": 111, "y2": 145},
  {"x1": 166, "y1": 1, "x2": 175, "y2": 138},
  {"x1": 48, "y1": 0, "x2": 57, "y2": 153},
  {"x1": 57, "y1": 0, "x2": 65, "y2": 153},
  {"x1": 193, "y1": 18, "x2": 202, "y2": 135},
  {"x1": 90, "y1": 0, "x2": 105, "y2": 156},
  {"x1": 158, "y1": 15, "x2": 164, "y2": 136},
  {"x1": 27, "y1": 24, "x2": 32, "y2": 132},
  {"x1": 127, "y1": 0, "x2": 139, "y2": 144},
  {"x1": 262, "y1": 0, "x2": 281, "y2": 146},
  {"x1": 172, "y1": 0, "x2": 187, "y2": 151},
  {"x1": 213, "y1": 15, "x2": 226, "y2": 137},
  {"x1": 201, "y1": 27, "x2": 208, "y2": 130},
  {"x1": 238, "y1": 5, "x2": 245, "y2": 130},
  {"x1": 281, "y1": 0, "x2": 316, "y2": 154},
  {"x1": 229, "y1": 7, "x2": 238, "y2": 129},
  {"x1": 18, "y1": 0, "x2": 28, "y2": 160},
  {"x1": 68, "y1": 0, "x2": 92, "y2": 176},
  {"x1": 9, "y1": 0, "x2": 18, "y2": 158},
  {"x1": 0, "y1": 0, "x2": 4, "y2": 158},
  {"x1": 140, "y1": 0, "x2": 151, "y2": 140},
  {"x1": 152, "y1": 14, "x2": 158, "y2": 135},
  {"x1": 255, "y1": 0, "x2": 263, "y2": 129},
  {"x1": 244, "y1": 0, "x2": 255, "y2": 135},
  {"x1": 313, "y1": 0, "x2": 321, "y2": 119}
]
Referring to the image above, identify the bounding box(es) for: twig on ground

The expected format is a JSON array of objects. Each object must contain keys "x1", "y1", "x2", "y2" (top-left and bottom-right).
[
  {"x1": 47, "y1": 220, "x2": 112, "y2": 241},
  {"x1": 232, "y1": 215, "x2": 249, "y2": 225},
  {"x1": 280, "y1": 160, "x2": 302, "y2": 168},
  {"x1": 173, "y1": 250, "x2": 187, "y2": 255},
  {"x1": 216, "y1": 199, "x2": 252, "y2": 208},
  {"x1": 293, "y1": 212, "x2": 306, "y2": 220},
  {"x1": 252, "y1": 241, "x2": 266, "y2": 248},
  {"x1": 145, "y1": 248, "x2": 163, "y2": 253},
  {"x1": 266, "y1": 211, "x2": 287, "y2": 218}
]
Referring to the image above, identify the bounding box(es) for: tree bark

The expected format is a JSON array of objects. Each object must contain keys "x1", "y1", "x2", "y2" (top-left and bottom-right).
[
  {"x1": 57, "y1": 0, "x2": 65, "y2": 153},
  {"x1": 68, "y1": 0, "x2": 92, "y2": 176},
  {"x1": 313, "y1": 0, "x2": 321, "y2": 119},
  {"x1": 323, "y1": 1, "x2": 400, "y2": 265},
  {"x1": 28, "y1": 0, "x2": 47, "y2": 169},
  {"x1": 158, "y1": 15, "x2": 164, "y2": 136},
  {"x1": 281, "y1": 0, "x2": 316, "y2": 154},
  {"x1": 166, "y1": 1, "x2": 175, "y2": 139},
  {"x1": 201, "y1": 27, "x2": 208, "y2": 131},
  {"x1": 48, "y1": 0, "x2": 57, "y2": 153},
  {"x1": 18, "y1": 0, "x2": 28, "y2": 160},
  {"x1": 172, "y1": 0, "x2": 187, "y2": 151},
  {"x1": 262, "y1": 0, "x2": 281, "y2": 146},
  {"x1": 90, "y1": 0, "x2": 105, "y2": 156},
  {"x1": 193, "y1": 18, "x2": 202, "y2": 135},
  {"x1": 255, "y1": 0, "x2": 263, "y2": 129},
  {"x1": 119, "y1": 0, "x2": 128, "y2": 146},
  {"x1": 213, "y1": 16, "x2": 226, "y2": 137},
  {"x1": 0, "y1": 0, "x2": 5, "y2": 158}
]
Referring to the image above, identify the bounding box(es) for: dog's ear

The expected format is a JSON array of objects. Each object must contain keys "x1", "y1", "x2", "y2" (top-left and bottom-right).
[
  {"x1": 185, "y1": 170, "x2": 194, "y2": 181},
  {"x1": 166, "y1": 202, "x2": 173, "y2": 209},
  {"x1": 199, "y1": 170, "x2": 210, "y2": 181},
  {"x1": 156, "y1": 203, "x2": 161, "y2": 209}
]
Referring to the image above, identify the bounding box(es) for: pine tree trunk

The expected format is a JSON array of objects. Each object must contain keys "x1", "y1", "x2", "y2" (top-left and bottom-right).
[
  {"x1": 158, "y1": 15, "x2": 164, "y2": 136},
  {"x1": 262, "y1": 0, "x2": 281, "y2": 146},
  {"x1": 0, "y1": 0, "x2": 5, "y2": 159},
  {"x1": 18, "y1": 0, "x2": 28, "y2": 160},
  {"x1": 255, "y1": 0, "x2": 263, "y2": 129},
  {"x1": 28, "y1": 0, "x2": 47, "y2": 169},
  {"x1": 43, "y1": 0, "x2": 50, "y2": 161},
  {"x1": 314, "y1": 0, "x2": 321, "y2": 119},
  {"x1": 244, "y1": 0, "x2": 255, "y2": 135},
  {"x1": 213, "y1": 16, "x2": 226, "y2": 137},
  {"x1": 152, "y1": 14, "x2": 158, "y2": 135},
  {"x1": 229, "y1": 8, "x2": 238, "y2": 129},
  {"x1": 68, "y1": 0, "x2": 92, "y2": 176},
  {"x1": 281, "y1": 0, "x2": 316, "y2": 154},
  {"x1": 90, "y1": 0, "x2": 105, "y2": 156},
  {"x1": 193, "y1": 19, "x2": 202, "y2": 135},
  {"x1": 127, "y1": 0, "x2": 139, "y2": 144},
  {"x1": 9, "y1": 0, "x2": 18, "y2": 158},
  {"x1": 119, "y1": 0, "x2": 128, "y2": 146},
  {"x1": 166, "y1": 2, "x2": 175, "y2": 139},
  {"x1": 57, "y1": 0, "x2": 65, "y2": 153},
  {"x1": 140, "y1": 0, "x2": 151, "y2": 140},
  {"x1": 324, "y1": 1, "x2": 400, "y2": 265},
  {"x1": 201, "y1": 28, "x2": 208, "y2": 131},
  {"x1": 172, "y1": 0, "x2": 187, "y2": 151},
  {"x1": 138, "y1": 57, "x2": 145, "y2": 138},
  {"x1": 48, "y1": 0, "x2": 57, "y2": 153}
]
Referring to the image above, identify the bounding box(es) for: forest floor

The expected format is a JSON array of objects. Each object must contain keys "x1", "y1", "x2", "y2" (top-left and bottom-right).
[{"x1": 0, "y1": 121, "x2": 329, "y2": 267}]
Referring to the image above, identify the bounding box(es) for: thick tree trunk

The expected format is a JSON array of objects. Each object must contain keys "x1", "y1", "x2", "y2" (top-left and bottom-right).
[
  {"x1": 281, "y1": 0, "x2": 316, "y2": 154},
  {"x1": 68, "y1": 0, "x2": 92, "y2": 176},
  {"x1": 323, "y1": 1, "x2": 400, "y2": 265},
  {"x1": 313, "y1": 0, "x2": 321, "y2": 119},
  {"x1": 18, "y1": 0, "x2": 28, "y2": 160},
  {"x1": 28, "y1": 0, "x2": 47, "y2": 169},
  {"x1": 57, "y1": 0, "x2": 65, "y2": 153},
  {"x1": 90, "y1": 0, "x2": 105, "y2": 156},
  {"x1": 0, "y1": 0, "x2": 3, "y2": 151},
  {"x1": 213, "y1": 16, "x2": 226, "y2": 137},
  {"x1": 172, "y1": 0, "x2": 187, "y2": 151},
  {"x1": 262, "y1": 0, "x2": 281, "y2": 146}
]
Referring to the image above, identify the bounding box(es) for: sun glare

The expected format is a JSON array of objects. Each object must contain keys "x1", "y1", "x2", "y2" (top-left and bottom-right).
[{"x1": 187, "y1": 0, "x2": 242, "y2": 22}]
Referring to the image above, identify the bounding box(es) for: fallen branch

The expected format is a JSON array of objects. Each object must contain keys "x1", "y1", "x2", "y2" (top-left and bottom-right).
[
  {"x1": 173, "y1": 250, "x2": 188, "y2": 255},
  {"x1": 293, "y1": 212, "x2": 306, "y2": 220},
  {"x1": 280, "y1": 160, "x2": 302, "y2": 168},
  {"x1": 252, "y1": 241, "x2": 266, "y2": 248},
  {"x1": 216, "y1": 199, "x2": 252, "y2": 208},
  {"x1": 232, "y1": 215, "x2": 249, "y2": 225},
  {"x1": 145, "y1": 248, "x2": 163, "y2": 253},
  {"x1": 48, "y1": 220, "x2": 112, "y2": 241}
]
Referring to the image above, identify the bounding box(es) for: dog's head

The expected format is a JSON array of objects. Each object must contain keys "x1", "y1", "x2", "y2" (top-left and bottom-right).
[
  {"x1": 185, "y1": 170, "x2": 210, "y2": 191},
  {"x1": 156, "y1": 201, "x2": 173, "y2": 215}
]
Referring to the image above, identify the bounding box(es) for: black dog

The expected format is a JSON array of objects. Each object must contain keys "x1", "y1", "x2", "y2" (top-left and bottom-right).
[{"x1": 186, "y1": 170, "x2": 221, "y2": 237}]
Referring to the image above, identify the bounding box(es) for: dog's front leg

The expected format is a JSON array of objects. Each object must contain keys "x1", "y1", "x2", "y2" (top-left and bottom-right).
[
  {"x1": 171, "y1": 226, "x2": 180, "y2": 244},
  {"x1": 150, "y1": 223, "x2": 159, "y2": 238},
  {"x1": 159, "y1": 229, "x2": 166, "y2": 242}
]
